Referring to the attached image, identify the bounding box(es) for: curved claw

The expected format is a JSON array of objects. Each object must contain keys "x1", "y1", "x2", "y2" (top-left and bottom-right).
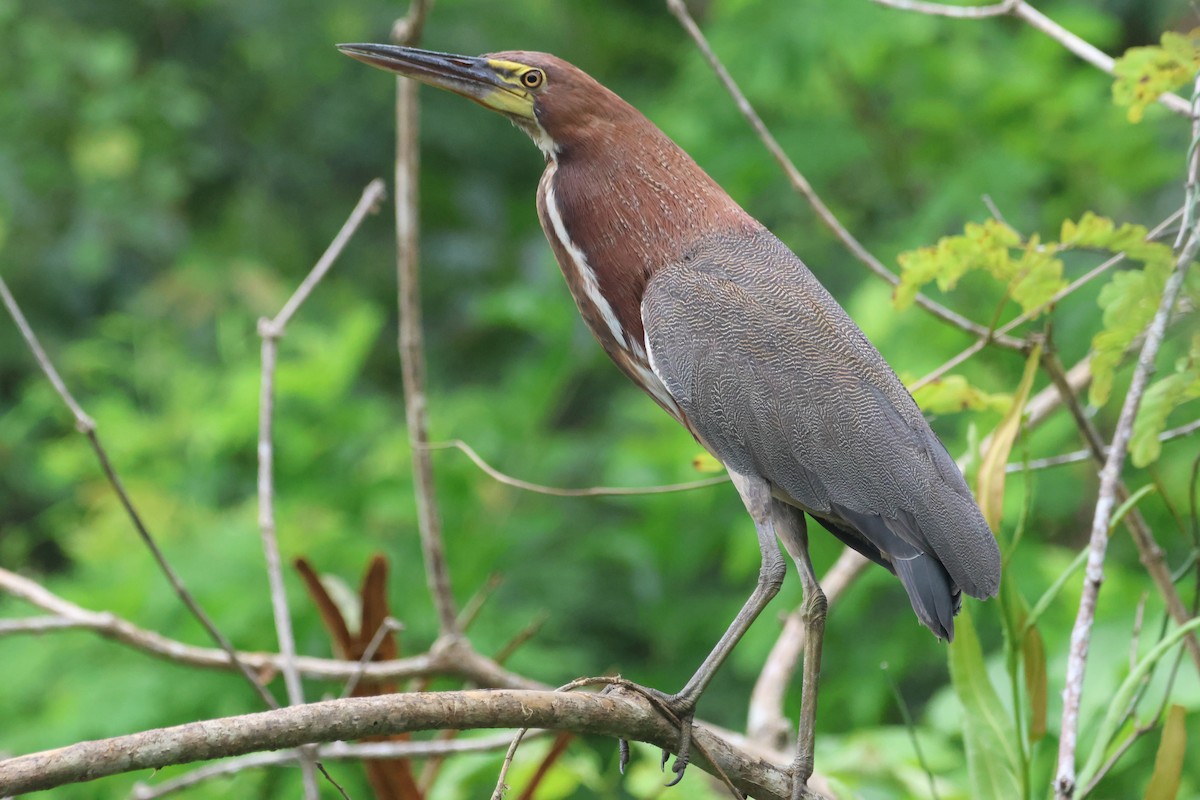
[
  {"x1": 664, "y1": 749, "x2": 690, "y2": 787},
  {"x1": 661, "y1": 708, "x2": 694, "y2": 786}
]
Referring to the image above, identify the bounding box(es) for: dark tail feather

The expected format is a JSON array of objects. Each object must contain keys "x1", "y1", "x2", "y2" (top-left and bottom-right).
[
  {"x1": 827, "y1": 502, "x2": 961, "y2": 641},
  {"x1": 893, "y1": 554, "x2": 959, "y2": 641}
]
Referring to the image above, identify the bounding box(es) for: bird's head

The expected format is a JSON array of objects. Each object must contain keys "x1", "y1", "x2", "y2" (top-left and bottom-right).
[{"x1": 337, "y1": 44, "x2": 636, "y2": 158}]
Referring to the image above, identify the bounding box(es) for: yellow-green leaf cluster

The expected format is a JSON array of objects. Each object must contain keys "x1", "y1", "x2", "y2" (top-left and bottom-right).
[
  {"x1": 910, "y1": 374, "x2": 1011, "y2": 415},
  {"x1": 1130, "y1": 333, "x2": 1200, "y2": 467},
  {"x1": 895, "y1": 219, "x2": 1066, "y2": 318},
  {"x1": 1112, "y1": 28, "x2": 1200, "y2": 123}
]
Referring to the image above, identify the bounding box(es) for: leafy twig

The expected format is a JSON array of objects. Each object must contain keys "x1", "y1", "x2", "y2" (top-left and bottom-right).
[
  {"x1": 911, "y1": 208, "x2": 1185, "y2": 393},
  {"x1": 1054, "y1": 221, "x2": 1200, "y2": 800},
  {"x1": 1039, "y1": 350, "x2": 1200, "y2": 671}
]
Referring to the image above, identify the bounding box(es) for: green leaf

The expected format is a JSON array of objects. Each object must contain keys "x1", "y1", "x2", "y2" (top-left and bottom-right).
[
  {"x1": 910, "y1": 374, "x2": 1011, "y2": 415},
  {"x1": 894, "y1": 219, "x2": 1068, "y2": 318},
  {"x1": 894, "y1": 219, "x2": 1022, "y2": 310},
  {"x1": 1078, "y1": 617, "x2": 1200, "y2": 789},
  {"x1": 1113, "y1": 28, "x2": 1200, "y2": 123},
  {"x1": 976, "y1": 343, "x2": 1041, "y2": 532},
  {"x1": 1023, "y1": 623, "x2": 1047, "y2": 744},
  {"x1": 1144, "y1": 705, "x2": 1187, "y2": 800},
  {"x1": 1090, "y1": 262, "x2": 1173, "y2": 407},
  {"x1": 1002, "y1": 236, "x2": 1066, "y2": 316},
  {"x1": 949, "y1": 604, "x2": 1022, "y2": 800},
  {"x1": 1130, "y1": 333, "x2": 1200, "y2": 467}
]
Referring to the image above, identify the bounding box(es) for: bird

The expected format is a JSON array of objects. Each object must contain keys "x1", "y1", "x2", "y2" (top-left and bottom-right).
[{"x1": 339, "y1": 43, "x2": 1002, "y2": 800}]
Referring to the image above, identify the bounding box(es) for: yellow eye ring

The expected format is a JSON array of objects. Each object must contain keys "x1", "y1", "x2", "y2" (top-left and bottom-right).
[{"x1": 520, "y1": 69, "x2": 545, "y2": 89}]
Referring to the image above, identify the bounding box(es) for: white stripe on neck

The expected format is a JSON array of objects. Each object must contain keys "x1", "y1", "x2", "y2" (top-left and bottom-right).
[{"x1": 542, "y1": 162, "x2": 628, "y2": 349}]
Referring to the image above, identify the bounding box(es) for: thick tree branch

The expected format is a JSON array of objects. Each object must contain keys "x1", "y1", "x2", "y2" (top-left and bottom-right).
[
  {"x1": 0, "y1": 690, "x2": 795, "y2": 800},
  {"x1": 130, "y1": 734, "x2": 541, "y2": 799}
]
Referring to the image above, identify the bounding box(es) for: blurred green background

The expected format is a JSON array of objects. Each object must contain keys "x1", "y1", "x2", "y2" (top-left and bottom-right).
[{"x1": 1, "y1": 0, "x2": 1197, "y2": 797}]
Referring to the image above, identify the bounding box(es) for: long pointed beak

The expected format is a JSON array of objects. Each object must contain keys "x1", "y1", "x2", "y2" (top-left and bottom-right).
[{"x1": 338, "y1": 44, "x2": 534, "y2": 118}]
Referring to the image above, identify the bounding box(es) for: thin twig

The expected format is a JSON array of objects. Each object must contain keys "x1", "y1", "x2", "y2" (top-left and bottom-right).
[
  {"x1": 0, "y1": 275, "x2": 277, "y2": 710},
  {"x1": 255, "y1": 329, "x2": 318, "y2": 797},
  {"x1": 870, "y1": 0, "x2": 1016, "y2": 17},
  {"x1": 0, "y1": 616, "x2": 90, "y2": 634},
  {"x1": 391, "y1": 0, "x2": 459, "y2": 636},
  {"x1": 1054, "y1": 228, "x2": 1200, "y2": 798},
  {"x1": 664, "y1": 0, "x2": 1024, "y2": 351},
  {"x1": 871, "y1": 0, "x2": 1192, "y2": 117},
  {"x1": 341, "y1": 617, "x2": 404, "y2": 699},
  {"x1": 422, "y1": 439, "x2": 730, "y2": 496},
  {"x1": 456, "y1": 573, "x2": 504, "y2": 632},
  {"x1": 256, "y1": 178, "x2": 387, "y2": 798},
  {"x1": 1005, "y1": 417, "x2": 1200, "y2": 472}
]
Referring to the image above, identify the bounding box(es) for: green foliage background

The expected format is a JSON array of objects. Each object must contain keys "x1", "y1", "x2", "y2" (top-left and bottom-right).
[{"x1": 1, "y1": 0, "x2": 1198, "y2": 797}]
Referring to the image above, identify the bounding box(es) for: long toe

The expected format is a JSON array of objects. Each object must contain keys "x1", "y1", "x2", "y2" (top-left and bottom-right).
[
  {"x1": 619, "y1": 684, "x2": 697, "y2": 786},
  {"x1": 663, "y1": 717, "x2": 693, "y2": 787}
]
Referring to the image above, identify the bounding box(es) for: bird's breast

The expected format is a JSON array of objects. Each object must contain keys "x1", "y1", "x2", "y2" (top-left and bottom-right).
[{"x1": 536, "y1": 160, "x2": 685, "y2": 423}]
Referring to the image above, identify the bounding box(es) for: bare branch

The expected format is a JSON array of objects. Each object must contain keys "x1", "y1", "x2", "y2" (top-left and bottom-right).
[
  {"x1": 270, "y1": 180, "x2": 388, "y2": 330},
  {"x1": 1039, "y1": 351, "x2": 1200, "y2": 675},
  {"x1": 340, "y1": 617, "x2": 404, "y2": 699},
  {"x1": 0, "y1": 690, "x2": 796, "y2": 800},
  {"x1": 0, "y1": 566, "x2": 539, "y2": 687},
  {"x1": 871, "y1": 0, "x2": 1192, "y2": 117},
  {"x1": 390, "y1": 2, "x2": 459, "y2": 637},
  {"x1": 258, "y1": 178, "x2": 386, "y2": 796},
  {"x1": 1054, "y1": 226, "x2": 1200, "y2": 798},
  {"x1": 0, "y1": 616, "x2": 89, "y2": 634},
  {"x1": 0, "y1": 276, "x2": 276, "y2": 710},
  {"x1": 423, "y1": 438, "x2": 730, "y2": 496},
  {"x1": 664, "y1": 0, "x2": 1024, "y2": 350},
  {"x1": 130, "y1": 734, "x2": 543, "y2": 800},
  {"x1": 1006, "y1": 418, "x2": 1200, "y2": 472},
  {"x1": 870, "y1": 0, "x2": 1016, "y2": 17}
]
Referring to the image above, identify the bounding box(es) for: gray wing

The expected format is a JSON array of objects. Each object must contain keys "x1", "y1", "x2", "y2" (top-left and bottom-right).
[{"x1": 642, "y1": 229, "x2": 1000, "y2": 639}]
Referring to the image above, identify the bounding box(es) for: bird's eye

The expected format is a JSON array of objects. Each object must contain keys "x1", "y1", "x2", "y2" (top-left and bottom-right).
[{"x1": 520, "y1": 69, "x2": 545, "y2": 89}]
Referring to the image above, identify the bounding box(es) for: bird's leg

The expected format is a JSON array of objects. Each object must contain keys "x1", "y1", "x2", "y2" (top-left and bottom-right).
[
  {"x1": 772, "y1": 504, "x2": 827, "y2": 800},
  {"x1": 652, "y1": 470, "x2": 787, "y2": 784}
]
